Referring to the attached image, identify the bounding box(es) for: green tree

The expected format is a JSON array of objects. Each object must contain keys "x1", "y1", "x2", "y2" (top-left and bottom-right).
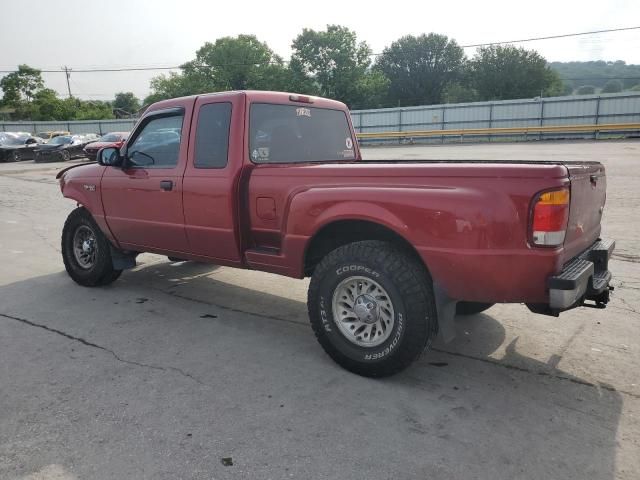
[
  {"x1": 145, "y1": 35, "x2": 294, "y2": 104},
  {"x1": 468, "y1": 45, "x2": 561, "y2": 100},
  {"x1": 27, "y1": 89, "x2": 114, "y2": 121},
  {"x1": 576, "y1": 85, "x2": 596, "y2": 95},
  {"x1": 113, "y1": 92, "x2": 141, "y2": 114},
  {"x1": 601, "y1": 79, "x2": 623, "y2": 93},
  {"x1": 0, "y1": 64, "x2": 44, "y2": 107},
  {"x1": 290, "y1": 25, "x2": 383, "y2": 107},
  {"x1": 374, "y1": 34, "x2": 465, "y2": 106}
]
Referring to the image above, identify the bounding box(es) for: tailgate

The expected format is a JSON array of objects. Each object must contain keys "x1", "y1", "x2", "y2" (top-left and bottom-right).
[{"x1": 563, "y1": 163, "x2": 607, "y2": 260}]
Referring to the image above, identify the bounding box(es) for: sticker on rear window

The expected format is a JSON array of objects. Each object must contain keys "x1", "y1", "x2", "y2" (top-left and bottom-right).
[
  {"x1": 296, "y1": 107, "x2": 311, "y2": 117},
  {"x1": 345, "y1": 137, "x2": 353, "y2": 149}
]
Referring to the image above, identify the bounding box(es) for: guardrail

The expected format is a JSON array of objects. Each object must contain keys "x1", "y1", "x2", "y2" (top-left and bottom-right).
[{"x1": 356, "y1": 122, "x2": 640, "y2": 140}]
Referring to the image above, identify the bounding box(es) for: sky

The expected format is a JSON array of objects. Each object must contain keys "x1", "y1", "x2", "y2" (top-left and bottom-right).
[{"x1": 1, "y1": 0, "x2": 639, "y2": 101}]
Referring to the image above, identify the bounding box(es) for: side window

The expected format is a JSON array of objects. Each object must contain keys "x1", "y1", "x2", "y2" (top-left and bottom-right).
[
  {"x1": 127, "y1": 113, "x2": 184, "y2": 168},
  {"x1": 194, "y1": 102, "x2": 232, "y2": 169}
]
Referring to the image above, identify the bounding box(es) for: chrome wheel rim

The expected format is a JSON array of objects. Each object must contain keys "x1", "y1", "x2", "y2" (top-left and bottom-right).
[
  {"x1": 72, "y1": 225, "x2": 97, "y2": 269},
  {"x1": 331, "y1": 275, "x2": 395, "y2": 347}
]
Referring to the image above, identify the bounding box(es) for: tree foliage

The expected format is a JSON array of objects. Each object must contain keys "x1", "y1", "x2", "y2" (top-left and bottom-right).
[
  {"x1": 467, "y1": 45, "x2": 562, "y2": 100},
  {"x1": 145, "y1": 35, "x2": 294, "y2": 104},
  {"x1": 576, "y1": 85, "x2": 596, "y2": 95},
  {"x1": 550, "y1": 60, "x2": 640, "y2": 92},
  {"x1": 0, "y1": 64, "x2": 44, "y2": 107},
  {"x1": 113, "y1": 92, "x2": 141, "y2": 113},
  {"x1": 290, "y1": 25, "x2": 385, "y2": 108},
  {"x1": 374, "y1": 34, "x2": 465, "y2": 106},
  {"x1": 601, "y1": 79, "x2": 623, "y2": 93}
]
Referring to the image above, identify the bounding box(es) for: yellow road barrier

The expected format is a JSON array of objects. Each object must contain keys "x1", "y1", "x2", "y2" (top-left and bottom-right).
[{"x1": 356, "y1": 122, "x2": 640, "y2": 139}]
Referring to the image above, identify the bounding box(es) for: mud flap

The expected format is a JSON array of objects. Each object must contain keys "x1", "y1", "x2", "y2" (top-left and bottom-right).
[
  {"x1": 433, "y1": 283, "x2": 457, "y2": 343},
  {"x1": 110, "y1": 246, "x2": 137, "y2": 270}
]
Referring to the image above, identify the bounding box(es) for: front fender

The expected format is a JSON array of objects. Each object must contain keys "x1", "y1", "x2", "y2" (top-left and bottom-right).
[{"x1": 59, "y1": 164, "x2": 119, "y2": 247}]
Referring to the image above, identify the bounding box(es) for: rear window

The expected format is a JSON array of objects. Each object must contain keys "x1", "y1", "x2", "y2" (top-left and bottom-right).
[
  {"x1": 194, "y1": 102, "x2": 232, "y2": 169},
  {"x1": 249, "y1": 103, "x2": 355, "y2": 164}
]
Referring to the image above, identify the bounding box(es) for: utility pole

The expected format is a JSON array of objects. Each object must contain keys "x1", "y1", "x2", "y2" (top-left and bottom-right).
[{"x1": 62, "y1": 66, "x2": 72, "y2": 97}]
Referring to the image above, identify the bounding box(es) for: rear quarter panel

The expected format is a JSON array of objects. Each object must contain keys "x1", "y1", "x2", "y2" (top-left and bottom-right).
[{"x1": 248, "y1": 162, "x2": 571, "y2": 303}]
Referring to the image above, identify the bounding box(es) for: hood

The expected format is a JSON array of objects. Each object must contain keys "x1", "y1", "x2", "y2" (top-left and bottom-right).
[
  {"x1": 56, "y1": 161, "x2": 103, "y2": 179},
  {"x1": 57, "y1": 162, "x2": 105, "y2": 184},
  {"x1": 37, "y1": 143, "x2": 65, "y2": 150},
  {"x1": 85, "y1": 141, "x2": 121, "y2": 150}
]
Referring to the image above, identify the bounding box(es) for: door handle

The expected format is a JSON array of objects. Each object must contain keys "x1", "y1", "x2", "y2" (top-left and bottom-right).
[{"x1": 160, "y1": 180, "x2": 173, "y2": 191}]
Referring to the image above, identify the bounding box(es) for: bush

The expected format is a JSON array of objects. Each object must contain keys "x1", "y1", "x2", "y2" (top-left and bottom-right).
[
  {"x1": 576, "y1": 85, "x2": 596, "y2": 95},
  {"x1": 601, "y1": 80, "x2": 623, "y2": 93}
]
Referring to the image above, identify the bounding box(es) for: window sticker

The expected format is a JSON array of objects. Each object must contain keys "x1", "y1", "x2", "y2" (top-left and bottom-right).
[
  {"x1": 258, "y1": 147, "x2": 270, "y2": 159},
  {"x1": 341, "y1": 149, "x2": 355, "y2": 159},
  {"x1": 296, "y1": 107, "x2": 311, "y2": 117},
  {"x1": 345, "y1": 137, "x2": 353, "y2": 149}
]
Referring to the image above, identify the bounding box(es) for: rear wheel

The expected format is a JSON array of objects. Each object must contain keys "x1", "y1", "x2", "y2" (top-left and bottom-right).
[
  {"x1": 61, "y1": 150, "x2": 71, "y2": 161},
  {"x1": 61, "y1": 207, "x2": 122, "y2": 287},
  {"x1": 11, "y1": 150, "x2": 20, "y2": 162},
  {"x1": 308, "y1": 240, "x2": 437, "y2": 377},
  {"x1": 456, "y1": 302, "x2": 494, "y2": 315}
]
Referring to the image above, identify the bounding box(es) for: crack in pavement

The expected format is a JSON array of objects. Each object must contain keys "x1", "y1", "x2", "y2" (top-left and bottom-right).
[
  {"x1": 154, "y1": 284, "x2": 640, "y2": 399},
  {"x1": 0, "y1": 312, "x2": 205, "y2": 386}
]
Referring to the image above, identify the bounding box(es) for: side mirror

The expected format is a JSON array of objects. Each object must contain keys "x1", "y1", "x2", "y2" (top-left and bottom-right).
[{"x1": 98, "y1": 147, "x2": 122, "y2": 166}]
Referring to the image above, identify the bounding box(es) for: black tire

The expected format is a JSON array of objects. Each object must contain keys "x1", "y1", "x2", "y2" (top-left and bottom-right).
[
  {"x1": 308, "y1": 240, "x2": 437, "y2": 377},
  {"x1": 456, "y1": 302, "x2": 494, "y2": 315},
  {"x1": 61, "y1": 150, "x2": 71, "y2": 162},
  {"x1": 11, "y1": 150, "x2": 20, "y2": 162},
  {"x1": 61, "y1": 207, "x2": 122, "y2": 287}
]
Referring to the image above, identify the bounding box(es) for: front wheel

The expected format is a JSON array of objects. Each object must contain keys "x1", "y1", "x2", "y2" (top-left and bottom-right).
[
  {"x1": 61, "y1": 207, "x2": 122, "y2": 286},
  {"x1": 61, "y1": 150, "x2": 71, "y2": 162},
  {"x1": 11, "y1": 150, "x2": 20, "y2": 162},
  {"x1": 308, "y1": 241, "x2": 437, "y2": 377}
]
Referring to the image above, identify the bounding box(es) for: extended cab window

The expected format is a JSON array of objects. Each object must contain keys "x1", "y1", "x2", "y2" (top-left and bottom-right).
[
  {"x1": 249, "y1": 104, "x2": 355, "y2": 163},
  {"x1": 127, "y1": 113, "x2": 183, "y2": 168},
  {"x1": 194, "y1": 102, "x2": 232, "y2": 168}
]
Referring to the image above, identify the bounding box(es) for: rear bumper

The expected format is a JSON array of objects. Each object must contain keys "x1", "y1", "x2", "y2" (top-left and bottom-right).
[{"x1": 547, "y1": 238, "x2": 615, "y2": 310}]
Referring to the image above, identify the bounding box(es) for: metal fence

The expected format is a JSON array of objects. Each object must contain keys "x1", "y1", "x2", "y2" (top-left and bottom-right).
[
  {"x1": 0, "y1": 119, "x2": 137, "y2": 135},
  {"x1": 350, "y1": 91, "x2": 640, "y2": 142},
  {"x1": 1, "y1": 92, "x2": 640, "y2": 142}
]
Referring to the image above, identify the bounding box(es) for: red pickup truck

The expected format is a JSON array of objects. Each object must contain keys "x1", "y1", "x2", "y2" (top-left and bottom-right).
[{"x1": 56, "y1": 91, "x2": 614, "y2": 377}]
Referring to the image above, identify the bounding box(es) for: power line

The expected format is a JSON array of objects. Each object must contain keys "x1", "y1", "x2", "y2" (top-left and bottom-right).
[
  {"x1": 0, "y1": 26, "x2": 638, "y2": 75},
  {"x1": 457, "y1": 25, "x2": 640, "y2": 49}
]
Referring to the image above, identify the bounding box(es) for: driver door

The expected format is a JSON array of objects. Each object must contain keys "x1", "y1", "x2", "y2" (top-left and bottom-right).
[{"x1": 101, "y1": 106, "x2": 190, "y2": 253}]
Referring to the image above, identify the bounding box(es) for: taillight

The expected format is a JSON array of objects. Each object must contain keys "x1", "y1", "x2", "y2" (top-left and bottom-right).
[
  {"x1": 289, "y1": 94, "x2": 314, "y2": 104},
  {"x1": 531, "y1": 187, "x2": 570, "y2": 246}
]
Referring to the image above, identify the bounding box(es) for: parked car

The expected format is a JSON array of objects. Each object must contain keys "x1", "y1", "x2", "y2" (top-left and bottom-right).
[
  {"x1": 56, "y1": 91, "x2": 614, "y2": 377},
  {"x1": 36, "y1": 131, "x2": 71, "y2": 142},
  {"x1": 34, "y1": 134, "x2": 93, "y2": 162},
  {"x1": 0, "y1": 132, "x2": 44, "y2": 162},
  {"x1": 83, "y1": 132, "x2": 129, "y2": 161}
]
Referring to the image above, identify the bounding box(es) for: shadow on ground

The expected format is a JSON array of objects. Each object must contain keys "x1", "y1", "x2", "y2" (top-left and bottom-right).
[{"x1": 0, "y1": 260, "x2": 624, "y2": 480}]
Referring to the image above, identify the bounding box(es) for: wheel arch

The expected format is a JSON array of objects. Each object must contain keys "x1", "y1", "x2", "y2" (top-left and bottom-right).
[{"x1": 303, "y1": 218, "x2": 430, "y2": 280}]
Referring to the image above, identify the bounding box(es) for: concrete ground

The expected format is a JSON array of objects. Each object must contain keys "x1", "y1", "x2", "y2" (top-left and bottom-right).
[{"x1": 0, "y1": 140, "x2": 638, "y2": 480}]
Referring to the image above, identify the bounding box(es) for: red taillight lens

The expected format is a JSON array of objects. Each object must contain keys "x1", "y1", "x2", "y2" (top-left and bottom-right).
[{"x1": 531, "y1": 188, "x2": 570, "y2": 246}]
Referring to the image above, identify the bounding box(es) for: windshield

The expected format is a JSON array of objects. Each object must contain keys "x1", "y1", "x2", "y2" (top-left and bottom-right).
[
  {"x1": 49, "y1": 136, "x2": 72, "y2": 145},
  {"x1": 0, "y1": 135, "x2": 23, "y2": 146},
  {"x1": 99, "y1": 133, "x2": 123, "y2": 142},
  {"x1": 249, "y1": 104, "x2": 355, "y2": 163}
]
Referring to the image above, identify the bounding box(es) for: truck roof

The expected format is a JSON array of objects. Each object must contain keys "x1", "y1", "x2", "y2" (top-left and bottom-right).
[{"x1": 148, "y1": 90, "x2": 348, "y2": 113}]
